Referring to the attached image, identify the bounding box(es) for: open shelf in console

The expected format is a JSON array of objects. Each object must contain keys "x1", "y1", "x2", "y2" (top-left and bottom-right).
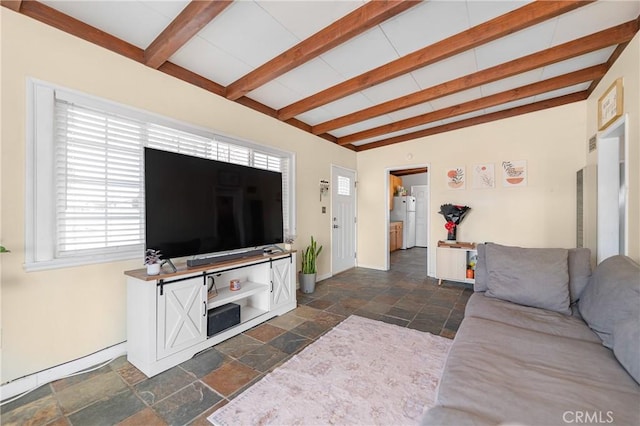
[
  {"x1": 206, "y1": 282, "x2": 269, "y2": 338},
  {"x1": 207, "y1": 273, "x2": 270, "y2": 336},
  {"x1": 207, "y1": 281, "x2": 268, "y2": 309}
]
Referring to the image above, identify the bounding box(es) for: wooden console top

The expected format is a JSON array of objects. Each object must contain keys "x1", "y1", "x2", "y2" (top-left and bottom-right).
[
  {"x1": 125, "y1": 250, "x2": 296, "y2": 281},
  {"x1": 437, "y1": 241, "x2": 476, "y2": 249}
]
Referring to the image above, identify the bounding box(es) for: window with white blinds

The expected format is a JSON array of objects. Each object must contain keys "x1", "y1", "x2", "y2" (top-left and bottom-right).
[
  {"x1": 55, "y1": 101, "x2": 145, "y2": 257},
  {"x1": 26, "y1": 80, "x2": 294, "y2": 270}
]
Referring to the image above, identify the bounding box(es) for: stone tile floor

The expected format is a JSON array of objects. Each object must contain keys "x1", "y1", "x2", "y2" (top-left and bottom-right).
[{"x1": 1, "y1": 247, "x2": 472, "y2": 425}]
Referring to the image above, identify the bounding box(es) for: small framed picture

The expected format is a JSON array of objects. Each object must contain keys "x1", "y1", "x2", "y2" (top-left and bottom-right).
[
  {"x1": 598, "y1": 78, "x2": 623, "y2": 131},
  {"x1": 502, "y1": 160, "x2": 527, "y2": 187},
  {"x1": 446, "y1": 167, "x2": 465, "y2": 190},
  {"x1": 472, "y1": 164, "x2": 495, "y2": 189}
]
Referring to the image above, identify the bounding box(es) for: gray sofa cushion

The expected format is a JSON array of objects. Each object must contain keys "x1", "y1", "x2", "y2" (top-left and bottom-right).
[
  {"x1": 465, "y1": 293, "x2": 600, "y2": 343},
  {"x1": 578, "y1": 255, "x2": 640, "y2": 348},
  {"x1": 476, "y1": 245, "x2": 591, "y2": 302},
  {"x1": 613, "y1": 317, "x2": 640, "y2": 384},
  {"x1": 473, "y1": 243, "x2": 487, "y2": 292},
  {"x1": 568, "y1": 247, "x2": 592, "y2": 303},
  {"x1": 484, "y1": 243, "x2": 571, "y2": 315},
  {"x1": 432, "y1": 317, "x2": 640, "y2": 425}
]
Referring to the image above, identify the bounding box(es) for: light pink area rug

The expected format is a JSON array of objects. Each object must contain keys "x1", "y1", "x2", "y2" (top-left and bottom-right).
[{"x1": 208, "y1": 315, "x2": 452, "y2": 426}]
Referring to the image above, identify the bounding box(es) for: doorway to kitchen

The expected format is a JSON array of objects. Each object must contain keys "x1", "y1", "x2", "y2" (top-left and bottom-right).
[{"x1": 386, "y1": 166, "x2": 429, "y2": 275}]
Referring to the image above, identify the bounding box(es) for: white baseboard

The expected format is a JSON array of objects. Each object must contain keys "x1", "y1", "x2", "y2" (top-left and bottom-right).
[
  {"x1": 316, "y1": 272, "x2": 332, "y2": 282},
  {"x1": 355, "y1": 263, "x2": 387, "y2": 271},
  {"x1": 1, "y1": 342, "x2": 127, "y2": 402}
]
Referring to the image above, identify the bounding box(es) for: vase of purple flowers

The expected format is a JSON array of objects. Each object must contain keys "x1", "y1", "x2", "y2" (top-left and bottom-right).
[{"x1": 438, "y1": 204, "x2": 471, "y2": 242}]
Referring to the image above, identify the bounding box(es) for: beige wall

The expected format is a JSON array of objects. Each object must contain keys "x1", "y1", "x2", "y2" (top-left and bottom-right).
[
  {"x1": 0, "y1": 10, "x2": 355, "y2": 383},
  {"x1": 586, "y1": 33, "x2": 639, "y2": 262},
  {"x1": 357, "y1": 101, "x2": 588, "y2": 272},
  {"x1": 357, "y1": 35, "x2": 640, "y2": 272}
]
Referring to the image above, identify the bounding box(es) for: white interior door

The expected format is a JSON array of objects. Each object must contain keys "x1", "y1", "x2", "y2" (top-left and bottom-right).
[
  {"x1": 332, "y1": 166, "x2": 356, "y2": 274},
  {"x1": 412, "y1": 185, "x2": 429, "y2": 247},
  {"x1": 597, "y1": 117, "x2": 628, "y2": 263}
]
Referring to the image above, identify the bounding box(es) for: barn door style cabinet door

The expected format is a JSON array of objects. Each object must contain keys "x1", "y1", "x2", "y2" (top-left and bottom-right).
[
  {"x1": 157, "y1": 276, "x2": 207, "y2": 359},
  {"x1": 271, "y1": 256, "x2": 294, "y2": 310}
]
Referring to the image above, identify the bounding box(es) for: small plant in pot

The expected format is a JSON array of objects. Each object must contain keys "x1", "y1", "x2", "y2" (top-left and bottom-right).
[
  {"x1": 145, "y1": 249, "x2": 162, "y2": 275},
  {"x1": 300, "y1": 236, "x2": 322, "y2": 294},
  {"x1": 284, "y1": 234, "x2": 296, "y2": 251}
]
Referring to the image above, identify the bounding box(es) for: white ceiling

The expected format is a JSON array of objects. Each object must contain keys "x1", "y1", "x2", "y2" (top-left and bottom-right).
[{"x1": 37, "y1": 0, "x2": 640, "y2": 149}]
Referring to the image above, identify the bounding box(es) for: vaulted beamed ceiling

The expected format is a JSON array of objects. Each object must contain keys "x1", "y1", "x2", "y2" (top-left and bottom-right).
[{"x1": 4, "y1": 0, "x2": 639, "y2": 151}]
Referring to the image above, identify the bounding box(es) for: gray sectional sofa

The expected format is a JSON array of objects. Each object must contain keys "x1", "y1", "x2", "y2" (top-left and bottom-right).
[{"x1": 423, "y1": 244, "x2": 640, "y2": 425}]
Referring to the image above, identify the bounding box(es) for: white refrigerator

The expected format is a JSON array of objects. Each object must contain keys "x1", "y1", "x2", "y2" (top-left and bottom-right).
[{"x1": 390, "y1": 196, "x2": 416, "y2": 249}]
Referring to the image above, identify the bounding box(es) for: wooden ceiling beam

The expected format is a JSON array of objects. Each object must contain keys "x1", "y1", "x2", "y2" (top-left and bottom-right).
[
  {"x1": 154, "y1": 63, "x2": 339, "y2": 143},
  {"x1": 1, "y1": 0, "x2": 22, "y2": 12},
  {"x1": 339, "y1": 64, "x2": 606, "y2": 145},
  {"x1": 158, "y1": 62, "x2": 226, "y2": 96},
  {"x1": 225, "y1": 0, "x2": 420, "y2": 101},
  {"x1": 145, "y1": 0, "x2": 232, "y2": 69},
  {"x1": 154, "y1": 65, "x2": 337, "y2": 143},
  {"x1": 19, "y1": 1, "x2": 144, "y2": 62},
  {"x1": 232, "y1": 96, "x2": 338, "y2": 143},
  {"x1": 355, "y1": 92, "x2": 589, "y2": 151},
  {"x1": 278, "y1": 0, "x2": 591, "y2": 121},
  {"x1": 313, "y1": 19, "x2": 639, "y2": 135}
]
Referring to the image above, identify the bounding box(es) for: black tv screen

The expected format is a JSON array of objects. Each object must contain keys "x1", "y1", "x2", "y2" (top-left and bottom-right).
[{"x1": 144, "y1": 147, "x2": 284, "y2": 260}]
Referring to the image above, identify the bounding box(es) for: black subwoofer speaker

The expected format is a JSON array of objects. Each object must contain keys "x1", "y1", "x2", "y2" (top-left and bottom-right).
[{"x1": 207, "y1": 303, "x2": 241, "y2": 337}]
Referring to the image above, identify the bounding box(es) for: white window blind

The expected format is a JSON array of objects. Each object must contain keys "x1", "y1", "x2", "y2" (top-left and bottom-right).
[
  {"x1": 27, "y1": 80, "x2": 294, "y2": 270},
  {"x1": 54, "y1": 101, "x2": 144, "y2": 257}
]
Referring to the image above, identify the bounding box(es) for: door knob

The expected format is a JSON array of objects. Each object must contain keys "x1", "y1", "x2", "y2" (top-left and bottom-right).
[{"x1": 333, "y1": 224, "x2": 339, "y2": 229}]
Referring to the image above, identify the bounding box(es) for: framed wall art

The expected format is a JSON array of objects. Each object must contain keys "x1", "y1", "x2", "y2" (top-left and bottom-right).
[
  {"x1": 472, "y1": 164, "x2": 495, "y2": 189},
  {"x1": 598, "y1": 78, "x2": 623, "y2": 131},
  {"x1": 446, "y1": 167, "x2": 465, "y2": 190},
  {"x1": 502, "y1": 160, "x2": 527, "y2": 187}
]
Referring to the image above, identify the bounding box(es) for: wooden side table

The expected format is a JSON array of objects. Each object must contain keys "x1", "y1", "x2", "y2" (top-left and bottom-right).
[{"x1": 436, "y1": 241, "x2": 477, "y2": 285}]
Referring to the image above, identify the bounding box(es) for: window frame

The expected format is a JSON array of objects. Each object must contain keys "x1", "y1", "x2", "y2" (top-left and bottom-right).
[{"x1": 25, "y1": 79, "x2": 296, "y2": 272}]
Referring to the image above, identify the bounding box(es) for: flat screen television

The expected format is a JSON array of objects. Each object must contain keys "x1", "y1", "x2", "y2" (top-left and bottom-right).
[{"x1": 144, "y1": 147, "x2": 284, "y2": 262}]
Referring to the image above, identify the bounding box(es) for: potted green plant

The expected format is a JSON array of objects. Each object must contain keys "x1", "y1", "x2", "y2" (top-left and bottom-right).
[
  {"x1": 299, "y1": 236, "x2": 322, "y2": 294},
  {"x1": 0, "y1": 246, "x2": 10, "y2": 253},
  {"x1": 145, "y1": 248, "x2": 162, "y2": 275}
]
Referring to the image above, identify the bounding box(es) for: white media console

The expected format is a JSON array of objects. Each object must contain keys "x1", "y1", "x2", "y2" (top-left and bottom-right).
[{"x1": 125, "y1": 251, "x2": 297, "y2": 377}]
